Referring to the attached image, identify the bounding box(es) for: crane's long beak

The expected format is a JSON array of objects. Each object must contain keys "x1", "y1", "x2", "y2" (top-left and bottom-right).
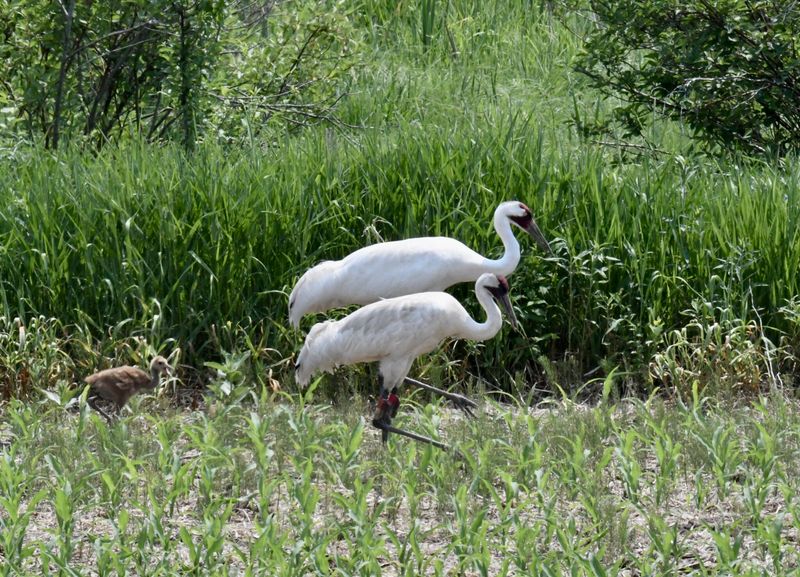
[
  {"x1": 497, "y1": 292, "x2": 518, "y2": 330},
  {"x1": 525, "y1": 219, "x2": 553, "y2": 256}
]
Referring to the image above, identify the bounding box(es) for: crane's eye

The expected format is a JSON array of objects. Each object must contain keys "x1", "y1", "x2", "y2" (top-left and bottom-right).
[
  {"x1": 486, "y1": 276, "x2": 510, "y2": 299},
  {"x1": 509, "y1": 212, "x2": 532, "y2": 228}
]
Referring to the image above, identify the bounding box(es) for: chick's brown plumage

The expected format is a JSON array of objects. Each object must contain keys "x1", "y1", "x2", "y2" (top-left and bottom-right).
[{"x1": 85, "y1": 356, "x2": 172, "y2": 420}]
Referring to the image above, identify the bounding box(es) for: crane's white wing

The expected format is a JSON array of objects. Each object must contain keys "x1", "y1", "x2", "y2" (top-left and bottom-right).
[{"x1": 294, "y1": 291, "x2": 470, "y2": 386}]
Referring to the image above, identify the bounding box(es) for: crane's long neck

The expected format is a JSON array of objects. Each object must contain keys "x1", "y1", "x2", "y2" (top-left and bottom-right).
[
  {"x1": 482, "y1": 213, "x2": 520, "y2": 276},
  {"x1": 460, "y1": 286, "x2": 503, "y2": 342},
  {"x1": 146, "y1": 369, "x2": 161, "y2": 390}
]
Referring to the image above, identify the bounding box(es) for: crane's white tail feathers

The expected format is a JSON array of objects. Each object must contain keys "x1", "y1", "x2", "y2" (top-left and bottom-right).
[
  {"x1": 294, "y1": 320, "x2": 336, "y2": 386},
  {"x1": 289, "y1": 260, "x2": 340, "y2": 328}
]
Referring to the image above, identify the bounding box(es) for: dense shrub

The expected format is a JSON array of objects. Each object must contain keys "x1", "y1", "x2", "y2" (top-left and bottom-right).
[{"x1": 576, "y1": 0, "x2": 800, "y2": 156}]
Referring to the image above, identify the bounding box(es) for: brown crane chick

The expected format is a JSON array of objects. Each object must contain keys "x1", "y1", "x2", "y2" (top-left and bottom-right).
[{"x1": 85, "y1": 356, "x2": 172, "y2": 421}]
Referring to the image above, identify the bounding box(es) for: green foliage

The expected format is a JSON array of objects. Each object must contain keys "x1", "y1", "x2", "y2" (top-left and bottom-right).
[
  {"x1": 0, "y1": 128, "x2": 799, "y2": 397},
  {"x1": 211, "y1": 0, "x2": 359, "y2": 142},
  {"x1": 0, "y1": 0, "x2": 357, "y2": 148},
  {"x1": 0, "y1": 0, "x2": 226, "y2": 148},
  {"x1": 3, "y1": 395, "x2": 800, "y2": 574},
  {"x1": 576, "y1": 0, "x2": 800, "y2": 155}
]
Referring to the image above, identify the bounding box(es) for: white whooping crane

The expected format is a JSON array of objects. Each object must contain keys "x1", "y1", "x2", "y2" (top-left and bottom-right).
[
  {"x1": 288, "y1": 201, "x2": 550, "y2": 327},
  {"x1": 294, "y1": 272, "x2": 517, "y2": 450}
]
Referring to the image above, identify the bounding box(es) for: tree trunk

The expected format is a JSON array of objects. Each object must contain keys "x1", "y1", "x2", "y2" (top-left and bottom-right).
[
  {"x1": 177, "y1": 2, "x2": 195, "y2": 151},
  {"x1": 50, "y1": 0, "x2": 77, "y2": 149}
]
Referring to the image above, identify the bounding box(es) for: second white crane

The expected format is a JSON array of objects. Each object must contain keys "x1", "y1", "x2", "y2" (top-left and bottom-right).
[{"x1": 294, "y1": 272, "x2": 517, "y2": 449}]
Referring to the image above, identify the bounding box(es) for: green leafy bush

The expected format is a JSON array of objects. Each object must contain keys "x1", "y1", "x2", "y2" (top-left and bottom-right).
[{"x1": 576, "y1": 0, "x2": 800, "y2": 155}]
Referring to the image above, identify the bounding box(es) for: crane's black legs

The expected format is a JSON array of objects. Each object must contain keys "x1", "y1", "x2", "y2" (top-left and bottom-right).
[
  {"x1": 403, "y1": 376, "x2": 477, "y2": 417},
  {"x1": 87, "y1": 395, "x2": 114, "y2": 423},
  {"x1": 372, "y1": 374, "x2": 475, "y2": 452},
  {"x1": 372, "y1": 420, "x2": 452, "y2": 451},
  {"x1": 372, "y1": 391, "x2": 454, "y2": 452}
]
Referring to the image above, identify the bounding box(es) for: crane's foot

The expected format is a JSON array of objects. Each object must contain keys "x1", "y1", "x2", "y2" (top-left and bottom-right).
[
  {"x1": 403, "y1": 376, "x2": 478, "y2": 418},
  {"x1": 447, "y1": 394, "x2": 477, "y2": 418}
]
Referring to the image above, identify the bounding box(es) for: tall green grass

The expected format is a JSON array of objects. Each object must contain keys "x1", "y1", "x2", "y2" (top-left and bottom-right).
[{"x1": 0, "y1": 129, "x2": 798, "y2": 395}]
